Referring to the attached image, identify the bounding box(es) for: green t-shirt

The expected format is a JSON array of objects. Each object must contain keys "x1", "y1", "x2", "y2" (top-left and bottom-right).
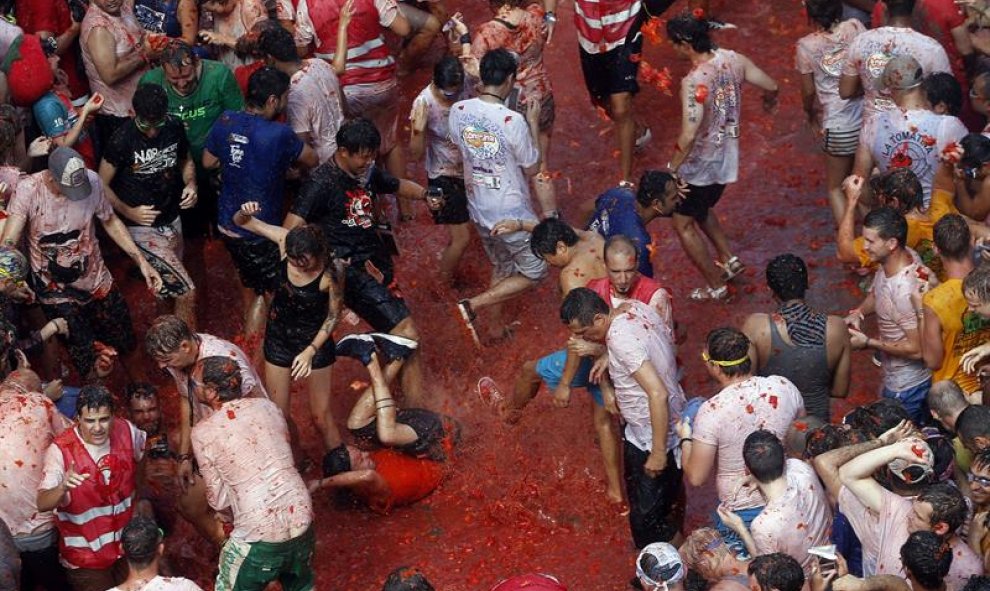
[{"x1": 140, "y1": 60, "x2": 244, "y2": 164}]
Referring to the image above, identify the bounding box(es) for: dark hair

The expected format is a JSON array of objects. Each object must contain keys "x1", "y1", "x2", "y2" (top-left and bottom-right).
[
  {"x1": 161, "y1": 39, "x2": 199, "y2": 69},
  {"x1": 765, "y1": 254, "x2": 808, "y2": 301},
  {"x1": 901, "y1": 531, "x2": 952, "y2": 589},
  {"x1": 603, "y1": 234, "x2": 639, "y2": 262},
  {"x1": 77, "y1": 384, "x2": 115, "y2": 416},
  {"x1": 322, "y1": 444, "x2": 352, "y2": 477},
  {"x1": 146, "y1": 315, "x2": 195, "y2": 358},
  {"x1": 560, "y1": 287, "x2": 609, "y2": 327},
  {"x1": 667, "y1": 13, "x2": 716, "y2": 53},
  {"x1": 705, "y1": 327, "x2": 751, "y2": 376},
  {"x1": 433, "y1": 55, "x2": 464, "y2": 91},
  {"x1": 868, "y1": 399, "x2": 913, "y2": 436},
  {"x1": 530, "y1": 218, "x2": 579, "y2": 259},
  {"x1": 878, "y1": 168, "x2": 924, "y2": 213},
  {"x1": 934, "y1": 214, "x2": 971, "y2": 261},
  {"x1": 336, "y1": 118, "x2": 381, "y2": 155},
  {"x1": 199, "y1": 356, "x2": 243, "y2": 402},
  {"x1": 960, "y1": 133, "x2": 990, "y2": 170},
  {"x1": 926, "y1": 380, "x2": 968, "y2": 423},
  {"x1": 886, "y1": 0, "x2": 917, "y2": 17},
  {"x1": 864, "y1": 207, "x2": 908, "y2": 250},
  {"x1": 382, "y1": 566, "x2": 435, "y2": 591},
  {"x1": 132, "y1": 84, "x2": 169, "y2": 123},
  {"x1": 919, "y1": 482, "x2": 969, "y2": 533},
  {"x1": 258, "y1": 22, "x2": 300, "y2": 63},
  {"x1": 804, "y1": 424, "x2": 866, "y2": 459},
  {"x1": 234, "y1": 18, "x2": 281, "y2": 58},
  {"x1": 246, "y1": 66, "x2": 290, "y2": 109},
  {"x1": 924, "y1": 72, "x2": 963, "y2": 116},
  {"x1": 804, "y1": 0, "x2": 842, "y2": 29},
  {"x1": 963, "y1": 576, "x2": 990, "y2": 591},
  {"x1": 748, "y1": 553, "x2": 805, "y2": 591},
  {"x1": 0, "y1": 119, "x2": 16, "y2": 161},
  {"x1": 479, "y1": 48, "x2": 517, "y2": 86},
  {"x1": 973, "y1": 448, "x2": 990, "y2": 472},
  {"x1": 957, "y1": 401, "x2": 990, "y2": 449},
  {"x1": 121, "y1": 516, "x2": 162, "y2": 569},
  {"x1": 285, "y1": 224, "x2": 329, "y2": 262},
  {"x1": 637, "y1": 170, "x2": 676, "y2": 208},
  {"x1": 963, "y1": 263, "x2": 990, "y2": 305},
  {"x1": 743, "y1": 430, "x2": 785, "y2": 483},
  {"x1": 125, "y1": 382, "x2": 159, "y2": 403}
]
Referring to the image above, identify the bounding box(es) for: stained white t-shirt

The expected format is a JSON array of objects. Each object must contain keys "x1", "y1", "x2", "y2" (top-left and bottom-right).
[
  {"x1": 410, "y1": 84, "x2": 466, "y2": 179},
  {"x1": 448, "y1": 98, "x2": 539, "y2": 230},
  {"x1": 796, "y1": 19, "x2": 866, "y2": 131},
  {"x1": 862, "y1": 108, "x2": 966, "y2": 208},
  {"x1": 606, "y1": 301, "x2": 686, "y2": 453}
]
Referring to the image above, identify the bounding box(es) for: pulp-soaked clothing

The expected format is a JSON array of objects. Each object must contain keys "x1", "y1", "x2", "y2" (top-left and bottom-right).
[
  {"x1": 263, "y1": 259, "x2": 335, "y2": 369},
  {"x1": 350, "y1": 408, "x2": 458, "y2": 461},
  {"x1": 760, "y1": 304, "x2": 832, "y2": 422},
  {"x1": 80, "y1": 2, "x2": 146, "y2": 117},
  {"x1": 624, "y1": 444, "x2": 683, "y2": 548},
  {"x1": 365, "y1": 449, "x2": 443, "y2": 513}
]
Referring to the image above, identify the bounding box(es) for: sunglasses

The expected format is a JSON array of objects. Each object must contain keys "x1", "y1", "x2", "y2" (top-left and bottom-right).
[
  {"x1": 135, "y1": 118, "x2": 166, "y2": 132},
  {"x1": 968, "y1": 473, "x2": 990, "y2": 487}
]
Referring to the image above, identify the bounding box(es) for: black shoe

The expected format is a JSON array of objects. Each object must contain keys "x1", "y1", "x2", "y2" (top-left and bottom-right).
[
  {"x1": 370, "y1": 333, "x2": 418, "y2": 362},
  {"x1": 630, "y1": 576, "x2": 644, "y2": 590},
  {"x1": 335, "y1": 334, "x2": 376, "y2": 365}
]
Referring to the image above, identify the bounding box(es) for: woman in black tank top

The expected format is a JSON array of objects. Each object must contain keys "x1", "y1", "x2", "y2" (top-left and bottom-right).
[{"x1": 232, "y1": 201, "x2": 344, "y2": 458}]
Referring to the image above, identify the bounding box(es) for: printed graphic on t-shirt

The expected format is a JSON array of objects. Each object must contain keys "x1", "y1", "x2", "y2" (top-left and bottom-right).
[
  {"x1": 227, "y1": 134, "x2": 248, "y2": 167},
  {"x1": 957, "y1": 311, "x2": 990, "y2": 358},
  {"x1": 343, "y1": 189, "x2": 374, "y2": 229},
  {"x1": 131, "y1": 143, "x2": 179, "y2": 175},
  {"x1": 712, "y1": 74, "x2": 740, "y2": 145},
  {"x1": 882, "y1": 129, "x2": 938, "y2": 179},
  {"x1": 820, "y1": 44, "x2": 847, "y2": 77},
  {"x1": 38, "y1": 229, "x2": 87, "y2": 287}
]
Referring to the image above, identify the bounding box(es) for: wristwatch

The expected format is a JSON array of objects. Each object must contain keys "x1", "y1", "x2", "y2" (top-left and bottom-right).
[{"x1": 544, "y1": 11, "x2": 556, "y2": 23}]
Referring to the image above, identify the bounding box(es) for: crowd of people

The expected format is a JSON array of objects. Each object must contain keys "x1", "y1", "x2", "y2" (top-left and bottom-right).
[{"x1": 6, "y1": 0, "x2": 990, "y2": 588}]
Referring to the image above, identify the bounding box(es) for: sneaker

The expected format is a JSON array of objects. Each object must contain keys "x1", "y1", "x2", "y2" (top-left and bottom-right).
[
  {"x1": 334, "y1": 334, "x2": 377, "y2": 365},
  {"x1": 457, "y1": 300, "x2": 482, "y2": 348},
  {"x1": 719, "y1": 256, "x2": 746, "y2": 282},
  {"x1": 370, "y1": 333, "x2": 418, "y2": 362},
  {"x1": 477, "y1": 376, "x2": 504, "y2": 407},
  {"x1": 634, "y1": 126, "x2": 653, "y2": 152},
  {"x1": 707, "y1": 18, "x2": 737, "y2": 29},
  {"x1": 689, "y1": 285, "x2": 729, "y2": 301}
]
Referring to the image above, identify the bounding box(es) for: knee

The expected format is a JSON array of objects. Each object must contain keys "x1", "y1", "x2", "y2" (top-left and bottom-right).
[
  {"x1": 422, "y1": 15, "x2": 441, "y2": 34},
  {"x1": 392, "y1": 317, "x2": 419, "y2": 341},
  {"x1": 609, "y1": 97, "x2": 632, "y2": 121}
]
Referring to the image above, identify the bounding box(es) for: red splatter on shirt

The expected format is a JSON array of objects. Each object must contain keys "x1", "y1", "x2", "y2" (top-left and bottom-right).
[
  {"x1": 227, "y1": 409, "x2": 237, "y2": 420},
  {"x1": 745, "y1": 404, "x2": 755, "y2": 414}
]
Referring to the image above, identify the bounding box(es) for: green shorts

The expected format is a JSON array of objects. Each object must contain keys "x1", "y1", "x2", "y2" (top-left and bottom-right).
[{"x1": 216, "y1": 526, "x2": 315, "y2": 591}]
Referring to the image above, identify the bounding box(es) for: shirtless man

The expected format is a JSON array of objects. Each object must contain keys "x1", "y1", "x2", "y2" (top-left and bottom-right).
[
  {"x1": 487, "y1": 217, "x2": 621, "y2": 500},
  {"x1": 126, "y1": 384, "x2": 223, "y2": 544},
  {"x1": 939, "y1": 133, "x2": 990, "y2": 222}
]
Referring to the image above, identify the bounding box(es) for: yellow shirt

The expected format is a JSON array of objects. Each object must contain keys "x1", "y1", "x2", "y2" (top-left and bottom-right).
[
  {"x1": 923, "y1": 277, "x2": 990, "y2": 393},
  {"x1": 852, "y1": 188, "x2": 957, "y2": 279}
]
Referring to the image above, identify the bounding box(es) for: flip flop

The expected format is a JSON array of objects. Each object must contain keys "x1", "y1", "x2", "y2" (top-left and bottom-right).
[{"x1": 457, "y1": 299, "x2": 482, "y2": 348}]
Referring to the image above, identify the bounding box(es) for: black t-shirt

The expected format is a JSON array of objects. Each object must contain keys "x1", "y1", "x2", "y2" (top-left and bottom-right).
[
  {"x1": 103, "y1": 117, "x2": 189, "y2": 227},
  {"x1": 291, "y1": 158, "x2": 401, "y2": 263}
]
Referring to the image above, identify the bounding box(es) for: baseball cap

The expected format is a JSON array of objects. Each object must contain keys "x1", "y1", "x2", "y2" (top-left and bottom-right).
[
  {"x1": 637, "y1": 543, "x2": 685, "y2": 590},
  {"x1": 888, "y1": 438, "x2": 935, "y2": 484},
  {"x1": 880, "y1": 55, "x2": 924, "y2": 92},
  {"x1": 48, "y1": 146, "x2": 92, "y2": 201}
]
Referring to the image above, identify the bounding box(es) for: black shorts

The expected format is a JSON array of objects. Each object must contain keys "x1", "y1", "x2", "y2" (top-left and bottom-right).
[
  {"x1": 351, "y1": 408, "x2": 460, "y2": 461},
  {"x1": 263, "y1": 323, "x2": 335, "y2": 369},
  {"x1": 344, "y1": 263, "x2": 410, "y2": 332},
  {"x1": 580, "y1": 40, "x2": 643, "y2": 106},
  {"x1": 624, "y1": 441, "x2": 683, "y2": 548},
  {"x1": 41, "y1": 285, "x2": 135, "y2": 378},
  {"x1": 673, "y1": 183, "x2": 726, "y2": 222},
  {"x1": 428, "y1": 176, "x2": 470, "y2": 225},
  {"x1": 222, "y1": 236, "x2": 281, "y2": 295}
]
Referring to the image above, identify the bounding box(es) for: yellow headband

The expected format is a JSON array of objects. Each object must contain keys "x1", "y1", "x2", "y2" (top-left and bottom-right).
[{"x1": 702, "y1": 351, "x2": 749, "y2": 367}]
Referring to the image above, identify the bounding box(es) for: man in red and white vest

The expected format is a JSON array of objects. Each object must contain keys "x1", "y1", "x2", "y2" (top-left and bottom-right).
[
  {"x1": 545, "y1": 0, "x2": 675, "y2": 186},
  {"x1": 37, "y1": 385, "x2": 146, "y2": 591},
  {"x1": 293, "y1": 0, "x2": 412, "y2": 214}
]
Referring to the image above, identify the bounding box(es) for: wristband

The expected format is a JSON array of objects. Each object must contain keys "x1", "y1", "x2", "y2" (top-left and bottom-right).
[
  {"x1": 307, "y1": 344, "x2": 317, "y2": 353},
  {"x1": 544, "y1": 11, "x2": 556, "y2": 23},
  {"x1": 177, "y1": 453, "x2": 193, "y2": 462},
  {"x1": 459, "y1": 32, "x2": 471, "y2": 44},
  {"x1": 679, "y1": 438, "x2": 693, "y2": 448}
]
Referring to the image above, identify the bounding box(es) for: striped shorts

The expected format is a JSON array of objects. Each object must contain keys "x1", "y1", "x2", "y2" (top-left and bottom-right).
[{"x1": 821, "y1": 126, "x2": 860, "y2": 157}]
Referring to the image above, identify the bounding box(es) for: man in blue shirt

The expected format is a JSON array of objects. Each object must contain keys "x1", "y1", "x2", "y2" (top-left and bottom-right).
[
  {"x1": 203, "y1": 66, "x2": 318, "y2": 341},
  {"x1": 586, "y1": 171, "x2": 684, "y2": 278}
]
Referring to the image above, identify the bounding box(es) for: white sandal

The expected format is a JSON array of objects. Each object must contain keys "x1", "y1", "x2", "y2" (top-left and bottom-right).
[
  {"x1": 718, "y1": 256, "x2": 746, "y2": 282},
  {"x1": 689, "y1": 285, "x2": 729, "y2": 301}
]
